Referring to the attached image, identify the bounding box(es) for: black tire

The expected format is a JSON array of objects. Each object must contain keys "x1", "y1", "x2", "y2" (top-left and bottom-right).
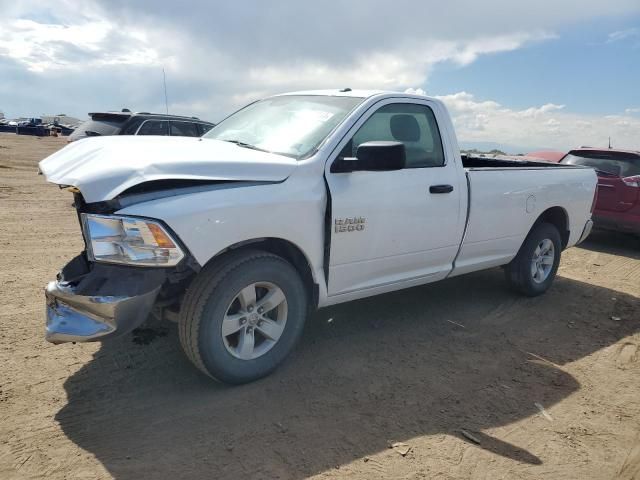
[
  {"x1": 504, "y1": 222, "x2": 562, "y2": 297},
  {"x1": 179, "y1": 250, "x2": 308, "y2": 384}
]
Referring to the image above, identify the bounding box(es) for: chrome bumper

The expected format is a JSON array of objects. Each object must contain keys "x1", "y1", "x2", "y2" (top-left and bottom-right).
[
  {"x1": 45, "y1": 281, "x2": 160, "y2": 343},
  {"x1": 577, "y1": 219, "x2": 594, "y2": 245},
  {"x1": 45, "y1": 255, "x2": 164, "y2": 344}
]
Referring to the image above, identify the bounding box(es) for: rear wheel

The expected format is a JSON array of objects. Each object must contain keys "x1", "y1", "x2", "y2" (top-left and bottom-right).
[
  {"x1": 505, "y1": 222, "x2": 562, "y2": 297},
  {"x1": 179, "y1": 250, "x2": 308, "y2": 384}
]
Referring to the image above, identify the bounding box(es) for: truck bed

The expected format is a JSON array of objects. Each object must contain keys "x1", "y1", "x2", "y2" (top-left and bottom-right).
[
  {"x1": 462, "y1": 154, "x2": 576, "y2": 170},
  {"x1": 451, "y1": 158, "x2": 597, "y2": 277}
]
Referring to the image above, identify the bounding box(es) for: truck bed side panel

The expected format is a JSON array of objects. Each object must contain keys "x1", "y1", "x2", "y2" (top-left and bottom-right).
[{"x1": 450, "y1": 168, "x2": 596, "y2": 277}]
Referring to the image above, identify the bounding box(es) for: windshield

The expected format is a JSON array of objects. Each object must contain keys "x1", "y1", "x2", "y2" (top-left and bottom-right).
[
  {"x1": 561, "y1": 152, "x2": 640, "y2": 177},
  {"x1": 204, "y1": 95, "x2": 364, "y2": 159}
]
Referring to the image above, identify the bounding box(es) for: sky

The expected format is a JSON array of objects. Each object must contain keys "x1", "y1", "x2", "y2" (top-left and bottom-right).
[{"x1": 0, "y1": 0, "x2": 639, "y2": 152}]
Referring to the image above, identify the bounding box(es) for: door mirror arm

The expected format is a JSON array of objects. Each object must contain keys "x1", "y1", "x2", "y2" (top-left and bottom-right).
[{"x1": 331, "y1": 157, "x2": 359, "y2": 173}]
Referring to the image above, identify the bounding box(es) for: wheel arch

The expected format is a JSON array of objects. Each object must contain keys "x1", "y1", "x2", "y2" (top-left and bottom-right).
[
  {"x1": 205, "y1": 237, "x2": 319, "y2": 310},
  {"x1": 533, "y1": 206, "x2": 570, "y2": 248}
]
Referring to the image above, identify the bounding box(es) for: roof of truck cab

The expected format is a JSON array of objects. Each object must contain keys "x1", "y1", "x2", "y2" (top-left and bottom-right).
[{"x1": 274, "y1": 89, "x2": 435, "y2": 100}]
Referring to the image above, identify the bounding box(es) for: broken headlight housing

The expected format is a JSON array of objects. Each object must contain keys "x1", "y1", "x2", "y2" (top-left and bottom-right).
[{"x1": 81, "y1": 214, "x2": 185, "y2": 267}]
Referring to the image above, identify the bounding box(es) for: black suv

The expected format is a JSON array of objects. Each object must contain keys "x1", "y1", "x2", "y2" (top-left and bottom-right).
[{"x1": 68, "y1": 110, "x2": 215, "y2": 143}]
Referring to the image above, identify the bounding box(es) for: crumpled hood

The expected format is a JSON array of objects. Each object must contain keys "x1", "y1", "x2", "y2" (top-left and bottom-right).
[{"x1": 39, "y1": 136, "x2": 298, "y2": 203}]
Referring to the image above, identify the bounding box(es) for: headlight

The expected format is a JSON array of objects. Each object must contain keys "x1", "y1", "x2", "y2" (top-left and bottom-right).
[{"x1": 82, "y1": 214, "x2": 185, "y2": 267}]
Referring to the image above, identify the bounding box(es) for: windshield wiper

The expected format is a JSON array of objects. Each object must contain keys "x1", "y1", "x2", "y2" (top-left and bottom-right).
[
  {"x1": 84, "y1": 130, "x2": 102, "y2": 137},
  {"x1": 222, "y1": 139, "x2": 270, "y2": 153}
]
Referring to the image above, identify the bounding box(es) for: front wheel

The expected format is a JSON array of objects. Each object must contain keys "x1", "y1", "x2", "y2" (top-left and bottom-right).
[
  {"x1": 179, "y1": 250, "x2": 308, "y2": 384},
  {"x1": 505, "y1": 222, "x2": 562, "y2": 297}
]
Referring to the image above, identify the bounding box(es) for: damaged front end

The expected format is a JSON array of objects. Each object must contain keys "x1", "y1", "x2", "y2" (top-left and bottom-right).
[
  {"x1": 45, "y1": 191, "x2": 199, "y2": 344},
  {"x1": 38, "y1": 135, "x2": 298, "y2": 345},
  {"x1": 46, "y1": 255, "x2": 165, "y2": 343}
]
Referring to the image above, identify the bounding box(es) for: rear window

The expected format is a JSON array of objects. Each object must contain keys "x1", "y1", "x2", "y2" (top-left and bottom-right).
[
  {"x1": 561, "y1": 152, "x2": 640, "y2": 177},
  {"x1": 68, "y1": 118, "x2": 126, "y2": 141}
]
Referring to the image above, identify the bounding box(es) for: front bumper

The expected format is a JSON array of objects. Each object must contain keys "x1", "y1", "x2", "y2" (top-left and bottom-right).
[
  {"x1": 45, "y1": 281, "x2": 160, "y2": 344},
  {"x1": 45, "y1": 255, "x2": 165, "y2": 344}
]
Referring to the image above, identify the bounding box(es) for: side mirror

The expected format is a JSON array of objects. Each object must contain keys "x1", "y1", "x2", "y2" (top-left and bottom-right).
[{"x1": 331, "y1": 141, "x2": 406, "y2": 173}]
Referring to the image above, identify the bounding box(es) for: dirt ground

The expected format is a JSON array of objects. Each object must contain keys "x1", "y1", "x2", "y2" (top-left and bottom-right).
[{"x1": 0, "y1": 133, "x2": 639, "y2": 480}]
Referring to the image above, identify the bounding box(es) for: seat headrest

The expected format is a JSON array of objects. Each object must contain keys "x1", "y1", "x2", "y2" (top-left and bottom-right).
[{"x1": 390, "y1": 114, "x2": 420, "y2": 142}]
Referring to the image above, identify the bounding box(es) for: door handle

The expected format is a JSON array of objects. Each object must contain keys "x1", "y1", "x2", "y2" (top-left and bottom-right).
[{"x1": 429, "y1": 184, "x2": 454, "y2": 194}]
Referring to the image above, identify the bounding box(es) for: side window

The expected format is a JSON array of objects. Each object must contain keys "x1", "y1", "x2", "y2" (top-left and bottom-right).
[
  {"x1": 343, "y1": 103, "x2": 445, "y2": 168},
  {"x1": 137, "y1": 120, "x2": 169, "y2": 136},
  {"x1": 199, "y1": 123, "x2": 214, "y2": 135},
  {"x1": 120, "y1": 118, "x2": 143, "y2": 135},
  {"x1": 170, "y1": 121, "x2": 199, "y2": 137}
]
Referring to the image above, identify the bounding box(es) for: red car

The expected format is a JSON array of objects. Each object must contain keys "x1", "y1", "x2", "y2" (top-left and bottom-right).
[
  {"x1": 560, "y1": 148, "x2": 640, "y2": 236},
  {"x1": 526, "y1": 150, "x2": 566, "y2": 163}
]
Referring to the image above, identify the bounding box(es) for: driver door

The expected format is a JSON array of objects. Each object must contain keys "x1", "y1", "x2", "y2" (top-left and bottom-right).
[{"x1": 325, "y1": 99, "x2": 464, "y2": 297}]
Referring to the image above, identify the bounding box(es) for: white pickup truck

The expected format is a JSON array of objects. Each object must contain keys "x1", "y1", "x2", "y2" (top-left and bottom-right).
[{"x1": 40, "y1": 90, "x2": 597, "y2": 384}]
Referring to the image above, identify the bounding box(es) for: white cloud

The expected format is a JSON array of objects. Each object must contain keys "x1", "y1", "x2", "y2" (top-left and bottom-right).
[
  {"x1": 239, "y1": 33, "x2": 551, "y2": 94},
  {"x1": 435, "y1": 91, "x2": 640, "y2": 151},
  {"x1": 1, "y1": 14, "x2": 549, "y2": 92},
  {"x1": 607, "y1": 27, "x2": 640, "y2": 43},
  {"x1": 0, "y1": 14, "x2": 160, "y2": 73},
  {"x1": 0, "y1": 0, "x2": 639, "y2": 139},
  {"x1": 0, "y1": 0, "x2": 558, "y2": 119},
  {"x1": 516, "y1": 104, "x2": 565, "y2": 118},
  {"x1": 404, "y1": 88, "x2": 427, "y2": 96}
]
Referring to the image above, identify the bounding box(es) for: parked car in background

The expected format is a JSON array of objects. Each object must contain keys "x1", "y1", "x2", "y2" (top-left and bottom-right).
[
  {"x1": 526, "y1": 150, "x2": 566, "y2": 163},
  {"x1": 560, "y1": 148, "x2": 640, "y2": 236},
  {"x1": 68, "y1": 110, "x2": 215, "y2": 143},
  {"x1": 0, "y1": 118, "x2": 49, "y2": 136},
  {"x1": 7, "y1": 118, "x2": 30, "y2": 127}
]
